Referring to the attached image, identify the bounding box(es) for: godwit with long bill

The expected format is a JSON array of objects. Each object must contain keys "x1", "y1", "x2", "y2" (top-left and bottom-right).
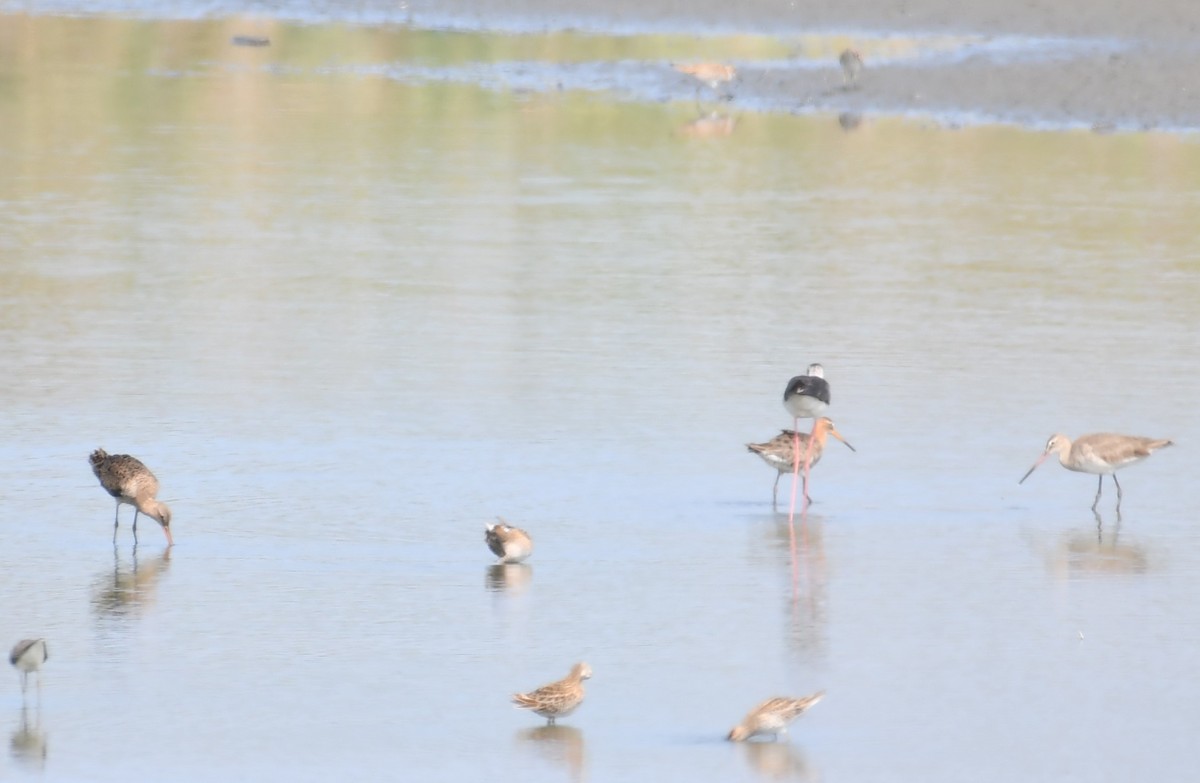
[
  {"x1": 90, "y1": 449, "x2": 174, "y2": 545},
  {"x1": 747, "y1": 418, "x2": 856, "y2": 506},
  {"x1": 1018, "y1": 432, "x2": 1173, "y2": 511}
]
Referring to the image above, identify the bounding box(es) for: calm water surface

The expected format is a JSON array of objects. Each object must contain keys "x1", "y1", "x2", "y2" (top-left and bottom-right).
[{"x1": 2, "y1": 14, "x2": 1199, "y2": 782}]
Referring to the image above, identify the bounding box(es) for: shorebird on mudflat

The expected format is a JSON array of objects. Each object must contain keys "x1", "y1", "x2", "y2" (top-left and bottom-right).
[
  {"x1": 747, "y1": 418, "x2": 856, "y2": 506},
  {"x1": 485, "y1": 518, "x2": 533, "y2": 564},
  {"x1": 672, "y1": 62, "x2": 737, "y2": 101},
  {"x1": 9, "y1": 639, "x2": 48, "y2": 697},
  {"x1": 89, "y1": 449, "x2": 173, "y2": 546},
  {"x1": 838, "y1": 48, "x2": 863, "y2": 88},
  {"x1": 512, "y1": 662, "x2": 591, "y2": 726},
  {"x1": 727, "y1": 692, "x2": 824, "y2": 742},
  {"x1": 1019, "y1": 432, "x2": 1174, "y2": 511}
]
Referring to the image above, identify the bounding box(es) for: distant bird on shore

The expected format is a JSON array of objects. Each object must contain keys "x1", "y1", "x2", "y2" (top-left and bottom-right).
[
  {"x1": 512, "y1": 662, "x2": 592, "y2": 725},
  {"x1": 748, "y1": 418, "x2": 856, "y2": 506},
  {"x1": 89, "y1": 449, "x2": 173, "y2": 546},
  {"x1": 838, "y1": 49, "x2": 863, "y2": 88},
  {"x1": 728, "y1": 692, "x2": 824, "y2": 742},
  {"x1": 9, "y1": 639, "x2": 48, "y2": 697},
  {"x1": 1018, "y1": 432, "x2": 1174, "y2": 511},
  {"x1": 485, "y1": 518, "x2": 533, "y2": 564},
  {"x1": 672, "y1": 62, "x2": 737, "y2": 100}
]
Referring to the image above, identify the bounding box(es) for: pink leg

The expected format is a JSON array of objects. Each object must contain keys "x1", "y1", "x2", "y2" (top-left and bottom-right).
[
  {"x1": 787, "y1": 418, "x2": 801, "y2": 522},
  {"x1": 801, "y1": 419, "x2": 818, "y2": 506}
]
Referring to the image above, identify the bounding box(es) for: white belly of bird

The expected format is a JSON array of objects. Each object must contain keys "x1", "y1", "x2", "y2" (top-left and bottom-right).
[{"x1": 784, "y1": 396, "x2": 827, "y2": 419}]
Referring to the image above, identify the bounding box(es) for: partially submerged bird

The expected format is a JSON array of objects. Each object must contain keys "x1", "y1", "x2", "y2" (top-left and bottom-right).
[
  {"x1": 485, "y1": 518, "x2": 533, "y2": 564},
  {"x1": 512, "y1": 662, "x2": 591, "y2": 725},
  {"x1": 1019, "y1": 432, "x2": 1173, "y2": 511},
  {"x1": 838, "y1": 49, "x2": 864, "y2": 88},
  {"x1": 672, "y1": 62, "x2": 737, "y2": 100},
  {"x1": 728, "y1": 692, "x2": 824, "y2": 742},
  {"x1": 90, "y1": 449, "x2": 173, "y2": 545},
  {"x1": 9, "y1": 639, "x2": 48, "y2": 697},
  {"x1": 747, "y1": 418, "x2": 856, "y2": 506}
]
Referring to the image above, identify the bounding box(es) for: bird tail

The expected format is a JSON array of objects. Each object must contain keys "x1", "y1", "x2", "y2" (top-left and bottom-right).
[
  {"x1": 89, "y1": 448, "x2": 109, "y2": 467},
  {"x1": 511, "y1": 693, "x2": 537, "y2": 709}
]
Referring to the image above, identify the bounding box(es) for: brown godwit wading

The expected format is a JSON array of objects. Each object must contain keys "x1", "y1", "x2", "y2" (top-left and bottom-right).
[
  {"x1": 512, "y1": 662, "x2": 591, "y2": 725},
  {"x1": 9, "y1": 639, "x2": 48, "y2": 697},
  {"x1": 90, "y1": 449, "x2": 174, "y2": 546},
  {"x1": 672, "y1": 62, "x2": 737, "y2": 102},
  {"x1": 838, "y1": 49, "x2": 863, "y2": 89},
  {"x1": 1019, "y1": 432, "x2": 1174, "y2": 511},
  {"x1": 728, "y1": 692, "x2": 825, "y2": 742},
  {"x1": 748, "y1": 418, "x2": 856, "y2": 506},
  {"x1": 485, "y1": 518, "x2": 533, "y2": 564}
]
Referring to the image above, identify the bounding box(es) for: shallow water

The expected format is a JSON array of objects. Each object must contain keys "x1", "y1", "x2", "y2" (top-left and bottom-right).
[{"x1": 2, "y1": 13, "x2": 1199, "y2": 782}]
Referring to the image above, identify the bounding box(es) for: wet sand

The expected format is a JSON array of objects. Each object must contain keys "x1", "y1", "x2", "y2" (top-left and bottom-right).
[{"x1": 418, "y1": 0, "x2": 1200, "y2": 130}]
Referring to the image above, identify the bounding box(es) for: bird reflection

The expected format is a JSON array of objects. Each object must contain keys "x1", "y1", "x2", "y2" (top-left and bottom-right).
[
  {"x1": 1045, "y1": 511, "x2": 1148, "y2": 578},
  {"x1": 486, "y1": 563, "x2": 533, "y2": 593},
  {"x1": 92, "y1": 544, "x2": 172, "y2": 617},
  {"x1": 516, "y1": 724, "x2": 586, "y2": 783},
  {"x1": 737, "y1": 739, "x2": 813, "y2": 781},
  {"x1": 770, "y1": 509, "x2": 829, "y2": 662},
  {"x1": 10, "y1": 705, "x2": 47, "y2": 770},
  {"x1": 679, "y1": 112, "x2": 737, "y2": 139}
]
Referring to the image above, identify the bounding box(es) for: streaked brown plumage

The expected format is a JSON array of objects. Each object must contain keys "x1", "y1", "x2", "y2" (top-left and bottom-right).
[
  {"x1": 838, "y1": 48, "x2": 863, "y2": 88},
  {"x1": 9, "y1": 639, "x2": 48, "y2": 696},
  {"x1": 90, "y1": 448, "x2": 173, "y2": 546},
  {"x1": 673, "y1": 62, "x2": 736, "y2": 99},
  {"x1": 1018, "y1": 432, "x2": 1174, "y2": 511},
  {"x1": 747, "y1": 417, "x2": 856, "y2": 506},
  {"x1": 512, "y1": 662, "x2": 591, "y2": 725},
  {"x1": 485, "y1": 518, "x2": 533, "y2": 564},
  {"x1": 728, "y1": 692, "x2": 824, "y2": 741}
]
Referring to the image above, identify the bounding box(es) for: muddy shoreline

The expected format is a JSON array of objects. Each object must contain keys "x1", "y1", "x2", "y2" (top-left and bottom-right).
[{"x1": 412, "y1": 0, "x2": 1200, "y2": 131}]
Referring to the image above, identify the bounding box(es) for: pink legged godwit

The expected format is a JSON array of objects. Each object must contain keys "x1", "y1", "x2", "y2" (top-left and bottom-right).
[
  {"x1": 747, "y1": 418, "x2": 856, "y2": 506},
  {"x1": 485, "y1": 518, "x2": 533, "y2": 564},
  {"x1": 89, "y1": 449, "x2": 174, "y2": 546},
  {"x1": 727, "y1": 692, "x2": 824, "y2": 742},
  {"x1": 838, "y1": 49, "x2": 863, "y2": 88},
  {"x1": 1019, "y1": 432, "x2": 1174, "y2": 511},
  {"x1": 672, "y1": 62, "x2": 736, "y2": 101},
  {"x1": 512, "y1": 663, "x2": 591, "y2": 726},
  {"x1": 9, "y1": 639, "x2": 48, "y2": 698}
]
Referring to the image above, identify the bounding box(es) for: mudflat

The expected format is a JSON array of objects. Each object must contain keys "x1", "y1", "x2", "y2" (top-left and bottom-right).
[{"x1": 418, "y1": 0, "x2": 1200, "y2": 129}]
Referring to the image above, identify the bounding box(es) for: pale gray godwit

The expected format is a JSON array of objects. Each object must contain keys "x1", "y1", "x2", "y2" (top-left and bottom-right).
[
  {"x1": 512, "y1": 662, "x2": 592, "y2": 725},
  {"x1": 9, "y1": 639, "x2": 48, "y2": 697},
  {"x1": 747, "y1": 418, "x2": 856, "y2": 506},
  {"x1": 727, "y1": 692, "x2": 825, "y2": 742},
  {"x1": 89, "y1": 449, "x2": 173, "y2": 545},
  {"x1": 485, "y1": 518, "x2": 533, "y2": 564},
  {"x1": 1019, "y1": 432, "x2": 1174, "y2": 511}
]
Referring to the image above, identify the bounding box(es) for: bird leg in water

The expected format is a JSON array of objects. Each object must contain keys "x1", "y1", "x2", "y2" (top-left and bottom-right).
[
  {"x1": 801, "y1": 418, "x2": 819, "y2": 505},
  {"x1": 1114, "y1": 474, "x2": 1124, "y2": 510},
  {"x1": 1091, "y1": 476, "x2": 1103, "y2": 511}
]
